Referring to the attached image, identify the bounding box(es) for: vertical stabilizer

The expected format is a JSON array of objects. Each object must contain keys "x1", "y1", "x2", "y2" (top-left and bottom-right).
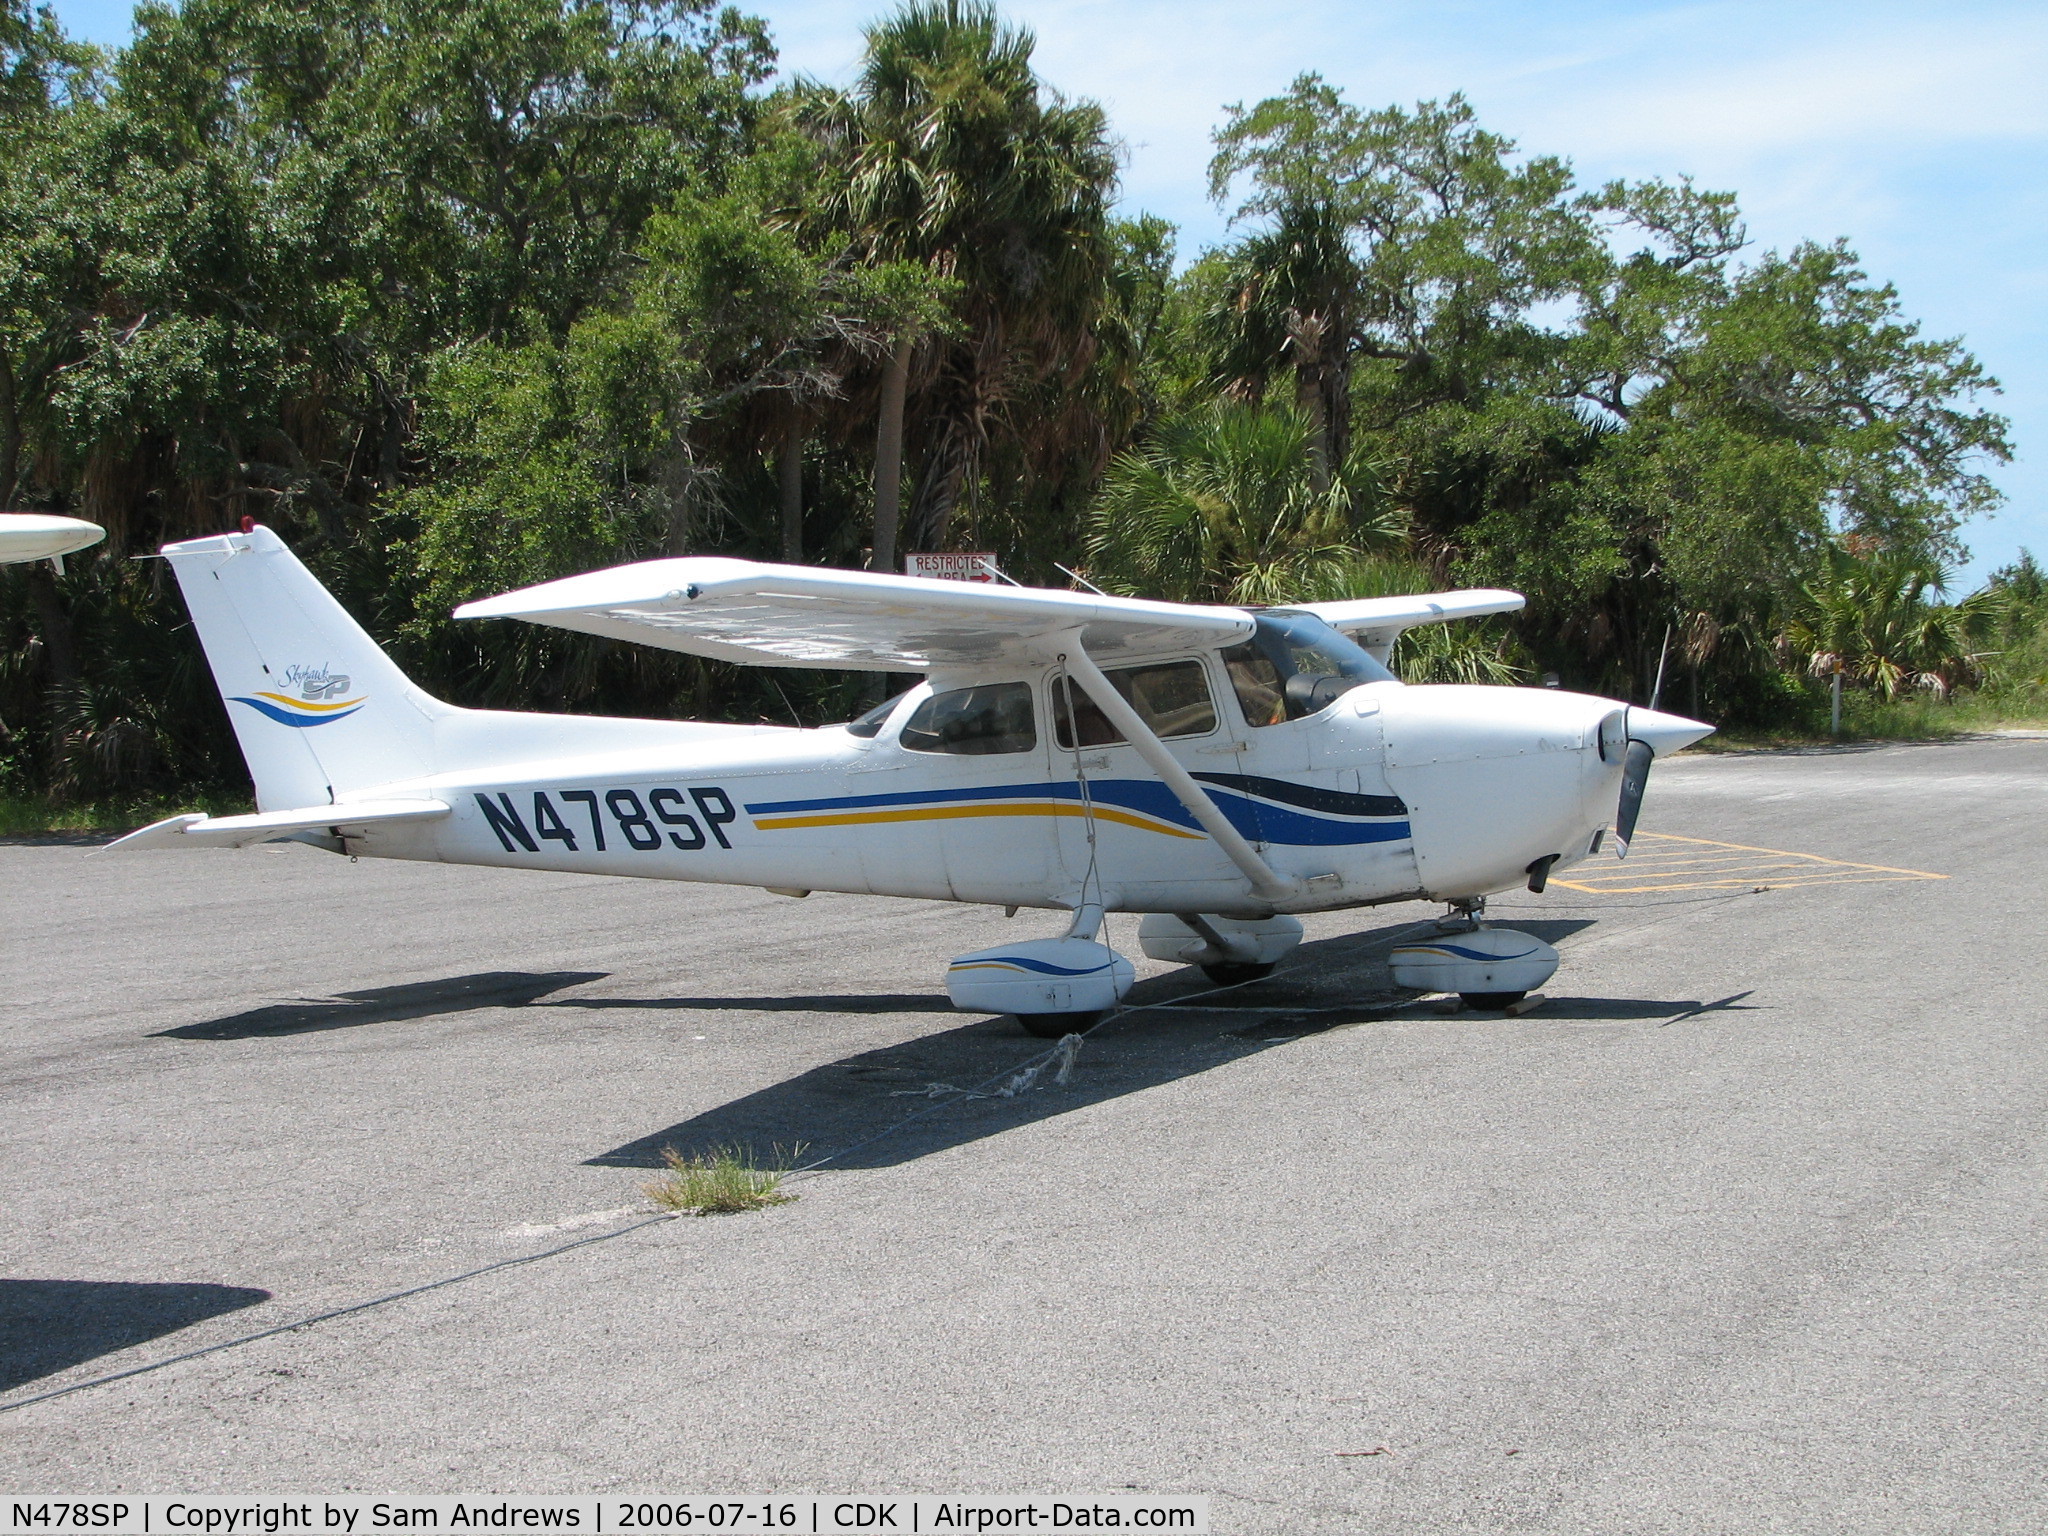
[{"x1": 164, "y1": 526, "x2": 446, "y2": 809}]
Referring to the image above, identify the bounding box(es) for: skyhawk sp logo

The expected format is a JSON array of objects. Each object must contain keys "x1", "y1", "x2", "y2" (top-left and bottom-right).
[
  {"x1": 286, "y1": 663, "x2": 352, "y2": 700},
  {"x1": 230, "y1": 663, "x2": 366, "y2": 727}
]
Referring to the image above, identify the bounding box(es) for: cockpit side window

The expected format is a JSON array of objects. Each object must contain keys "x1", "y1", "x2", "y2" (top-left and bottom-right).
[
  {"x1": 1051, "y1": 659, "x2": 1219, "y2": 749},
  {"x1": 899, "y1": 681, "x2": 1037, "y2": 755},
  {"x1": 1224, "y1": 645, "x2": 1287, "y2": 727},
  {"x1": 1225, "y1": 610, "x2": 1396, "y2": 726}
]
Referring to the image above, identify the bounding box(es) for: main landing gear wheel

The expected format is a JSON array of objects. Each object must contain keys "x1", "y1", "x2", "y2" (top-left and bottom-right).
[
  {"x1": 1460, "y1": 991, "x2": 1526, "y2": 1010},
  {"x1": 1200, "y1": 961, "x2": 1276, "y2": 987},
  {"x1": 1016, "y1": 1010, "x2": 1104, "y2": 1039}
]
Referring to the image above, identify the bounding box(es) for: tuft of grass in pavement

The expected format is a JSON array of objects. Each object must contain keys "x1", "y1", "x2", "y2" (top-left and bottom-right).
[{"x1": 642, "y1": 1146, "x2": 799, "y2": 1216}]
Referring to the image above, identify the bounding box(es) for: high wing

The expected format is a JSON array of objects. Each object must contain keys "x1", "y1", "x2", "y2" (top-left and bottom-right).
[
  {"x1": 454, "y1": 557, "x2": 1254, "y2": 671},
  {"x1": 1289, "y1": 589, "x2": 1525, "y2": 663}
]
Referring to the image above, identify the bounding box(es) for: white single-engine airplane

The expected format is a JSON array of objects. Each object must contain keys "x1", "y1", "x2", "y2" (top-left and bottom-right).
[{"x1": 113, "y1": 524, "x2": 1711, "y2": 1032}]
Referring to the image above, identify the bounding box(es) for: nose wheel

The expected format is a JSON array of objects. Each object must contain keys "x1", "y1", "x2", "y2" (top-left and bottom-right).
[
  {"x1": 1393, "y1": 900, "x2": 1559, "y2": 1007},
  {"x1": 1458, "y1": 991, "x2": 1527, "y2": 1010}
]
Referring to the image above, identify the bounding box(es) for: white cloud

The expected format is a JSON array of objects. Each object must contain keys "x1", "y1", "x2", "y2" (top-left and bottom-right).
[{"x1": 1519, "y1": 22, "x2": 2048, "y2": 168}]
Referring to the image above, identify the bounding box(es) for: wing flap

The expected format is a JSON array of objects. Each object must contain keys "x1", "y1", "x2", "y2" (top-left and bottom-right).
[
  {"x1": 454, "y1": 558, "x2": 1253, "y2": 671},
  {"x1": 105, "y1": 799, "x2": 451, "y2": 852}
]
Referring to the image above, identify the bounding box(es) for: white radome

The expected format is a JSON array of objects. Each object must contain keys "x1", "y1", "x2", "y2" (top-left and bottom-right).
[{"x1": 0, "y1": 513, "x2": 105, "y2": 566}]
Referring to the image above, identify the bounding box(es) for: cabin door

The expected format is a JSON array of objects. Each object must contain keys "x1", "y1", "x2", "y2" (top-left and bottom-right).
[{"x1": 1046, "y1": 654, "x2": 1254, "y2": 909}]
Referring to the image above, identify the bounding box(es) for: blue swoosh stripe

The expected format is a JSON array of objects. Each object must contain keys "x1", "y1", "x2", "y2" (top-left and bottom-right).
[
  {"x1": 949, "y1": 955, "x2": 1109, "y2": 976},
  {"x1": 752, "y1": 782, "x2": 1089, "y2": 815},
  {"x1": 1396, "y1": 941, "x2": 1543, "y2": 962},
  {"x1": 1191, "y1": 772, "x2": 1407, "y2": 818},
  {"x1": 230, "y1": 696, "x2": 365, "y2": 728},
  {"x1": 1237, "y1": 805, "x2": 1411, "y2": 847},
  {"x1": 745, "y1": 777, "x2": 1411, "y2": 847}
]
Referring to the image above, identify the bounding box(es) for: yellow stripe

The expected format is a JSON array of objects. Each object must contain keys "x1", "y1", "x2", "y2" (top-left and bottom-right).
[
  {"x1": 1550, "y1": 830, "x2": 1946, "y2": 894},
  {"x1": 753, "y1": 801, "x2": 1204, "y2": 838},
  {"x1": 1622, "y1": 830, "x2": 1946, "y2": 879},
  {"x1": 253, "y1": 691, "x2": 367, "y2": 713}
]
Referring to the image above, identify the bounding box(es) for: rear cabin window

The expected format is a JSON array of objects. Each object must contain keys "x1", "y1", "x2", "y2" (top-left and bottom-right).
[
  {"x1": 1052, "y1": 659, "x2": 1219, "y2": 749},
  {"x1": 899, "y1": 682, "x2": 1037, "y2": 755}
]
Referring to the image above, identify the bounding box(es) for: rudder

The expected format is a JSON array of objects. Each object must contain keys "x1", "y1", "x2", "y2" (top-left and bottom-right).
[{"x1": 164, "y1": 525, "x2": 446, "y2": 809}]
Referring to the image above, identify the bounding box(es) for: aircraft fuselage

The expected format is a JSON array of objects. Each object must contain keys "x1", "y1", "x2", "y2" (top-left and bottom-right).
[{"x1": 339, "y1": 666, "x2": 1627, "y2": 917}]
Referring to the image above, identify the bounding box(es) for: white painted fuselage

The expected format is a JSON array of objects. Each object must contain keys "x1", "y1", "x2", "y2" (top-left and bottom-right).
[{"x1": 335, "y1": 668, "x2": 1630, "y2": 916}]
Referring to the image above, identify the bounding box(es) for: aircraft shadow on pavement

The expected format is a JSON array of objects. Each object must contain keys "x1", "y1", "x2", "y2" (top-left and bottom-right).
[
  {"x1": 564, "y1": 994, "x2": 957, "y2": 1016},
  {"x1": 590, "y1": 918, "x2": 1596, "y2": 1172},
  {"x1": 0, "y1": 1279, "x2": 271, "y2": 1394},
  {"x1": 1532, "y1": 991, "x2": 1759, "y2": 1023},
  {"x1": 157, "y1": 971, "x2": 608, "y2": 1040}
]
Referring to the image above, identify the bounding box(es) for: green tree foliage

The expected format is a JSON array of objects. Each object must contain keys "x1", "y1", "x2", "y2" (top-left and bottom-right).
[
  {"x1": 794, "y1": 0, "x2": 1118, "y2": 565},
  {"x1": 1085, "y1": 401, "x2": 1403, "y2": 605},
  {"x1": 1781, "y1": 543, "x2": 2003, "y2": 699},
  {"x1": 1, "y1": 0, "x2": 780, "y2": 792},
  {"x1": 1204, "y1": 74, "x2": 2012, "y2": 712},
  {"x1": 1979, "y1": 551, "x2": 2048, "y2": 702},
  {"x1": 0, "y1": 1, "x2": 2029, "y2": 807},
  {"x1": 394, "y1": 172, "x2": 946, "y2": 710}
]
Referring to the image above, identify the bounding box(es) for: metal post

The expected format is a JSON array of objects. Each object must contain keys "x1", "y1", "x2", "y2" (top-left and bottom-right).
[
  {"x1": 1059, "y1": 644, "x2": 1297, "y2": 903},
  {"x1": 1831, "y1": 664, "x2": 1843, "y2": 736},
  {"x1": 1649, "y1": 623, "x2": 1672, "y2": 711}
]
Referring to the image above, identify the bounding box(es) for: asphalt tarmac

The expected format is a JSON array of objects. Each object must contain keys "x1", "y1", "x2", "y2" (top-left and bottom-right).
[{"x1": 3, "y1": 736, "x2": 2045, "y2": 1532}]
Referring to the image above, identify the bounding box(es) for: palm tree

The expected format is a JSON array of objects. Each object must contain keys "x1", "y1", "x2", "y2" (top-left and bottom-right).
[
  {"x1": 798, "y1": 0, "x2": 1117, "y2": 568},
  {"x1": 1083, "y1": 401, "x2": 1405, "y2": 605},
  {"x1": 1202, "y1": 201, "x2": 1362, "y2": 489},
  {"x1": 1783, "y1": 543, "x2": 2003, "y2": 699}
]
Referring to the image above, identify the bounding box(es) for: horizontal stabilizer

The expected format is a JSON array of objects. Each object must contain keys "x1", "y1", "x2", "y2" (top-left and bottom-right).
[
  {"x1": 104, "y1": 800, "x2": 451, "y2": 852},
  {"x1": 1291, "y1": 589, "x2": 1525, "y2": 661},
  {"x1": 455, "y1": 558, "x2": 1252, "y2": 672}
]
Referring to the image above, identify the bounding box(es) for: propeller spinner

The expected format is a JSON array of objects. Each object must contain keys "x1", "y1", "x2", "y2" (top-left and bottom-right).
[{"x1": 1614, "y1": 706, "x2": 1714, "y2": 856}]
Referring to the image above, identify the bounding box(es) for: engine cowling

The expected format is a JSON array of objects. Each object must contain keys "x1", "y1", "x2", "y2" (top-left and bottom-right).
[{"x1": 1378, "y1": 685, "x2": 1624, "y2": 899}]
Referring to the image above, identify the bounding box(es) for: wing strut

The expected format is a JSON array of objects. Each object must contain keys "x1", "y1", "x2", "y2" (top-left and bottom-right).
[{"x1": 1059, "y1": 643, "x2": 1298, "y2": 904}]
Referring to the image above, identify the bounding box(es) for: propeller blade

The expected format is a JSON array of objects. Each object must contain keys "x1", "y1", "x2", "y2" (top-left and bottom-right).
[
  {"x1": 1614, "y1": 739, "x2": 1654, "y2": 857},
  {"x1": 1612, "y1": 707, "x2": 1711, "y2": 858}
]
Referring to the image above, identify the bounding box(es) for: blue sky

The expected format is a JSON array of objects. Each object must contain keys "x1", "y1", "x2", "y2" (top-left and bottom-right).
[{"x1": 48, "y1": 0, "x2": 2048, "y2": 586}]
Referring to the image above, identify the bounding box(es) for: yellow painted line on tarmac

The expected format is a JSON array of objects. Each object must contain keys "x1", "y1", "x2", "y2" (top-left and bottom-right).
[{"x1": 1551, "y1": 831, "x2": 1947, "y2": 894}]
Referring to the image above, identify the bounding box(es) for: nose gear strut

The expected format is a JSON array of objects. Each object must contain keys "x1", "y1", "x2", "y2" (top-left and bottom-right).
[{"x1": 1436, "y1": 896, "x2": 1487, "y2": 932}]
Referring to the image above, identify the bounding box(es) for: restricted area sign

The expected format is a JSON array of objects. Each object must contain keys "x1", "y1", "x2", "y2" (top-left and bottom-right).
[{"x1": 904, "y1": 551, "x2": 999, "y2": 582}]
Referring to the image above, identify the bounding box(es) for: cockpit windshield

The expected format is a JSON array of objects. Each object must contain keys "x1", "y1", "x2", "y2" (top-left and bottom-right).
[
  {"x1": 1223, "y1": 610, "x2": 1396, "y2": 726},
  {"x1": 845, "y1": 686, "x2": 916, "y2": 738}
]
